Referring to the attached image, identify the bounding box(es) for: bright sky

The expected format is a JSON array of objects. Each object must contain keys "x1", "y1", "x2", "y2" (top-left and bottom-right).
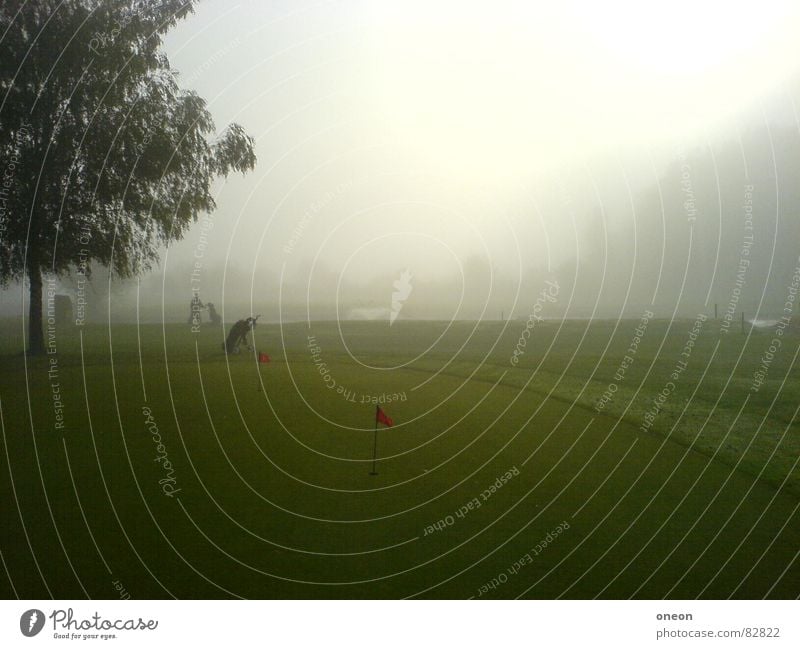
[
  {"x1": 362, "y1": 0, "x2": 800, "y2": 178},
  {"x1": 151, "y1": 0, "x2": 800, "y2": 294},
  {"x1": 2, "y1": 0, "x2": 796, "y2": 317}
]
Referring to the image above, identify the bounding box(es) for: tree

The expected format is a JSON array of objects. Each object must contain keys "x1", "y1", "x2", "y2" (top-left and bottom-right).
[{"x1": 0, "y1": 1, "x2": 256, "y2": 353}]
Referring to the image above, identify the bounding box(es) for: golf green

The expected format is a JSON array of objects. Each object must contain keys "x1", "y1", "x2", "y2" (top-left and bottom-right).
[{"x1": 0, "y1": 318, "x2": 797, "y2": 598}]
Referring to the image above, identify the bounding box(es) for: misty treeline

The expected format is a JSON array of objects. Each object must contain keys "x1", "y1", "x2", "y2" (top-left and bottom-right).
[
  {"x1": 4, "y1": 100, "x2": 798, "y2": 325},
  {"x1": 567, "y1": 126, "x2": 800, "y2": 320},
  {"x1": 52, "y1": 124, "x2": 798, "y2": 325}
]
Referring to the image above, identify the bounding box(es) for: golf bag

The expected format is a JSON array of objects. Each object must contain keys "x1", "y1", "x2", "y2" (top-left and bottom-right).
[{"x1": 222, "y1": 315, "x2": 259, "y2": 354}]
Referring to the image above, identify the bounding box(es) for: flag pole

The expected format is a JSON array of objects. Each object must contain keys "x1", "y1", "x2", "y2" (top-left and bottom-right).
[{"x1": 370, "y1": 405, "x2": 379, "y2": 475}]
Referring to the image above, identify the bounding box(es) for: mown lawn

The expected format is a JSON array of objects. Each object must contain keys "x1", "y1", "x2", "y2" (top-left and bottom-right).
[{"x1": 0, "y1": 317, "x2": 797, "y2": 598}]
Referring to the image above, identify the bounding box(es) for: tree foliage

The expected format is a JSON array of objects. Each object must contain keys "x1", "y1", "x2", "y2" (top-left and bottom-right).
[{"x1": 0, "y1": 1, "x2": 256, "y2": 352}]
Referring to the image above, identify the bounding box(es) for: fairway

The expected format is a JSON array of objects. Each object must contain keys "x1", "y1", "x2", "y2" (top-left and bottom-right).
[{"x1": 0, "y1": 316, "x2": 798, "y2": 599}]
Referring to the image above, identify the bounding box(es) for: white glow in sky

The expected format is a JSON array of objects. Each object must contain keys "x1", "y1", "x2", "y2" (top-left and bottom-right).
[
  {"x1": 364, "y1": 0, "x2": 800, "y2": 181},
  {"x1": 157, "y1": 0, "x2": 800, "y2": 295}
]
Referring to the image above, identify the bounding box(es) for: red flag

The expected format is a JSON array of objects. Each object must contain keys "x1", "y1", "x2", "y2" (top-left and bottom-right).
[
  {"x1": 258, "y1": 352, "x2": 271, "y2": 363},
  {"x1": 376, "y1": 406, "x2": 393, "y2": 427}
]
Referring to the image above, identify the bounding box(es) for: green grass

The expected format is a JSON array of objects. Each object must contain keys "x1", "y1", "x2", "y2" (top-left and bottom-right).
[{"x1": 0, "y1": 317, "x2": 798, "y2": 599}]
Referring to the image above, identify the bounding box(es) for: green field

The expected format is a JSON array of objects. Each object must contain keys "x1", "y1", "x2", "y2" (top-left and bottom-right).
[{"x1": 0, "y1": 316, "x2": 798, "y2": 599}]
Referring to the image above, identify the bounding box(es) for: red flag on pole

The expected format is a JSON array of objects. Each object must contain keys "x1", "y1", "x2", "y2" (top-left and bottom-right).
[
  {"x1": 258, "y1": 352, "x2": 271, "y2": 363},
  {"x1": 376, "y1": 406, "x2": 393, "y2": 427}
]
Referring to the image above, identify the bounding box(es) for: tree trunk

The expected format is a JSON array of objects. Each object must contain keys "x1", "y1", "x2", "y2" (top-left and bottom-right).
[{"x1": 27, "y1": 255, "x2": 45, "y2": 355}]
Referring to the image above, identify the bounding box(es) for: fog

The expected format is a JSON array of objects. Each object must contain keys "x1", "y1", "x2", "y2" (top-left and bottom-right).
[{"x1": 4, "y1": 0, "x2": 800, "y2": 324}]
